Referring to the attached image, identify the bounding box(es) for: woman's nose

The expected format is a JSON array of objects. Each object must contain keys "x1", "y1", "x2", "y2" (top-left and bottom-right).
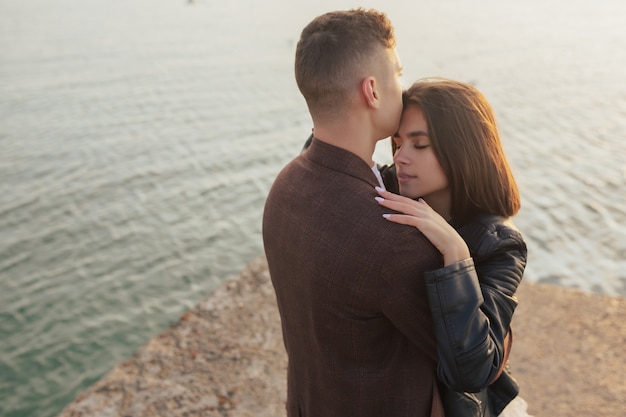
[{"x1": 393, "y1": 147, "x2": 407, "y2": 165}]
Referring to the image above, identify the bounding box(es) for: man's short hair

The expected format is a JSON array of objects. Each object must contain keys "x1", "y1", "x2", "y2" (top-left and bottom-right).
[{"x1": 295, "y1": 9, "x2": 396, "y2": 121}]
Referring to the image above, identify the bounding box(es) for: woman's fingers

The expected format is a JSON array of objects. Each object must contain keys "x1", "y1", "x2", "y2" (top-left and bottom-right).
[
  {"x1": 375, "y1": 187, "x2": 434, "y2": 211},
  {"x1": 374, "y1": 188, "x2": 430, "y2": 217},
  {"x1": 375, "y1": 196, "x2": 423, "y2": 217},
  {"x1": 375, "y1": 187, "x2": 414, "y2": 204},
  {"x1": 381, "y1": 213, "x2": 422, "y2": 227}
]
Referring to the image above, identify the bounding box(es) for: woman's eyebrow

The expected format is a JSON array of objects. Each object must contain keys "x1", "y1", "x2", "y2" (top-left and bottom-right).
[
  {"x1": 393, "y1": 130, "x2": 429, "y2": 139},
  {"x1": 407, "y1": 130, "x2": 429, "y2": 138}
]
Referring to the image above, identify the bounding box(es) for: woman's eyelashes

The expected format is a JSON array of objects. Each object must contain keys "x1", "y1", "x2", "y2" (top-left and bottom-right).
[{"x1": 393, "y1": 138, "x2": 430, "y2": 151}]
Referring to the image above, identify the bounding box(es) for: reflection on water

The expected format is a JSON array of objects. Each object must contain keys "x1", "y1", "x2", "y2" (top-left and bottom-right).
[{"x1": 0, "y1": 0, "x2": 625, "y2": 416}]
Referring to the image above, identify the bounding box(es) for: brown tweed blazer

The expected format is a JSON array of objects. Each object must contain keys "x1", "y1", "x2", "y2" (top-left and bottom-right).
[{"x1": 263, "y1": 138, "x2": 444, "y2": 417}]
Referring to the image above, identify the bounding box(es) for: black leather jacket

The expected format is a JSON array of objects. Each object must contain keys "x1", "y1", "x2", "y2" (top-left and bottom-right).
[{"x1": 381, "y1": 164, "x2": 527, "y2": 416}]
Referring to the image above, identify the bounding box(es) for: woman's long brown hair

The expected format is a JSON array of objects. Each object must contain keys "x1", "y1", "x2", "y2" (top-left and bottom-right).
[{"x1": 396, "y1": 78, "x2": 521, "y2": 223}]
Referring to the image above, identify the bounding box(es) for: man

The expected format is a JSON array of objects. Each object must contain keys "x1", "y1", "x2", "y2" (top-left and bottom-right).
[{"x1": 262, "y1": 9, "x2": 444, "y2": 417}]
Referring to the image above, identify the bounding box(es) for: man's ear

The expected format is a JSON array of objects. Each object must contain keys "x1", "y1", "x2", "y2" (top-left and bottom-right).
[{"x1": 361, "y1": 76, "x2": 380, "y2": 109}]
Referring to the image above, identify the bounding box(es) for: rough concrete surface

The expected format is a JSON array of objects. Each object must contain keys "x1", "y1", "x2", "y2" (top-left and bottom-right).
[{"x1": 57, "y1": 255, "x2": 626, "y2": 417}]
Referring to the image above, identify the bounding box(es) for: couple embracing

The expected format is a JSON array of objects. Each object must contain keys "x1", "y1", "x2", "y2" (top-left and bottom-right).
[{"x1": 263, "y1": 8, "x2": 532, "y2": 417}]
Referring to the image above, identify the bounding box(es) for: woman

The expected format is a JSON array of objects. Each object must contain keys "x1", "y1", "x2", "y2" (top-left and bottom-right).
[{"x1": 374, "y1": 79, "x2": 532, "y2": 417}]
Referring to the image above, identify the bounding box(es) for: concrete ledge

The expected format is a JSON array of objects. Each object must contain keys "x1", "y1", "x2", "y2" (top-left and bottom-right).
[{"x1": 57, "y1": 255, "x2": 626, "y2": 417}]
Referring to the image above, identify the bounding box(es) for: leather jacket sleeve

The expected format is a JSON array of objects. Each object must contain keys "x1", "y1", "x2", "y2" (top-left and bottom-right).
[{"x1": 424, "y1": 217, "x2": 527, "y2": 392}]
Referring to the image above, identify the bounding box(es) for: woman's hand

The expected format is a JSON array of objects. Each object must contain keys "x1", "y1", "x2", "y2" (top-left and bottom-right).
[{"x1": 375, "y1": 187, "x2": 470, "y2": 266}]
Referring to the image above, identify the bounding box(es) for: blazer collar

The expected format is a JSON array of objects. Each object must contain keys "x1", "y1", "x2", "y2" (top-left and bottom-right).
[{"x1": 304, "y1": 137, "x2": 379, "y2": 188}]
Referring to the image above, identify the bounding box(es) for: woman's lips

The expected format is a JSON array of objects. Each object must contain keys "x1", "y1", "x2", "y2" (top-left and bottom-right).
[{"x1": 396, "y1": 172, "x2": 415, "y2": 183}]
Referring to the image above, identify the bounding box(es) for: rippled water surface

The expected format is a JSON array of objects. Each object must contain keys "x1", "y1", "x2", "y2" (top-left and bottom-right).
[{"x1": 1, "y1": 0, "x2": 625, "y2": 416}]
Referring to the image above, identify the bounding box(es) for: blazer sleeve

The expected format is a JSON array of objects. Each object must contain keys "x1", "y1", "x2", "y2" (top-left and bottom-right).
[{"x1": 424, "y1": 221, "x2": 527, "y2": 392}]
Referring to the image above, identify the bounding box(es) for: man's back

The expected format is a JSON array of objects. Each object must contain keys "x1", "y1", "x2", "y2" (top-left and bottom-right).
[{"x1": 263, "y1": 139, "x2": 444, "y2": 417}]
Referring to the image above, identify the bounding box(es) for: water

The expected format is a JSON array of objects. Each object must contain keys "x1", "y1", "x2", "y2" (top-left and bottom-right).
[{"x1": 0, "y1": 0, "x2": 624, "y2": 416}]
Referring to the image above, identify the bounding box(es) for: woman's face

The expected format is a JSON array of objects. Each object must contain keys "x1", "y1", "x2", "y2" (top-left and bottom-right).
[{"x1": 392, "y1": 105, "x2": 451, "y2": 216}]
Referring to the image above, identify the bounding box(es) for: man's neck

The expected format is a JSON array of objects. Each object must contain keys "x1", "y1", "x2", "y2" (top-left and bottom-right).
[{"x1": 312, "y1": 122, "x2": 378, "y2": 166}]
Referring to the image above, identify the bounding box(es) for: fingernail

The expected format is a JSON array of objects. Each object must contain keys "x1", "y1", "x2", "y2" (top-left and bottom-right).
[
  {"x1": 375, "y1": 197, "x2": 384, "y2": 202},
  {"x1": 382, "y1": 214, "x2": 391, "y2": 219},
  {"x1": 375, "y1": 186, "x2": 384, "y2": 192}
]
